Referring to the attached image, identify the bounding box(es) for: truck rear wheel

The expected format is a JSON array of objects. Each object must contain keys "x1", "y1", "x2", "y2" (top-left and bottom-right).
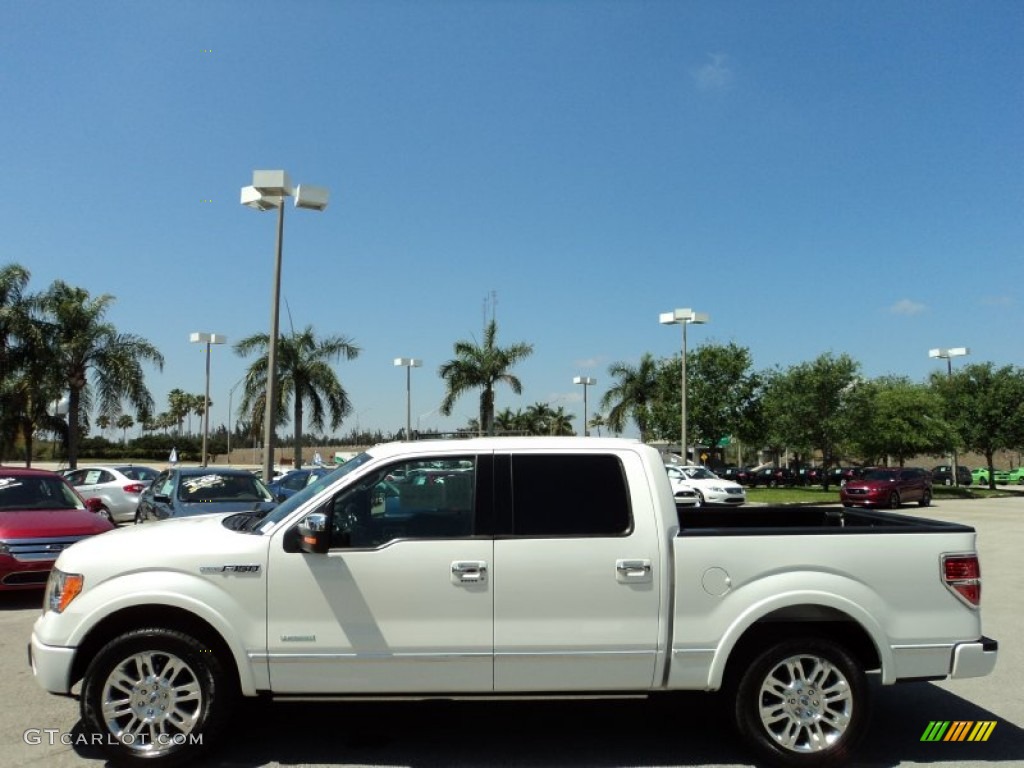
[
  {"x1": 733, "y1": 637, "x2": 869, "y2": 767},
  {"x1": 80, "y1": 628, "x2": 233, "y2": 767}
]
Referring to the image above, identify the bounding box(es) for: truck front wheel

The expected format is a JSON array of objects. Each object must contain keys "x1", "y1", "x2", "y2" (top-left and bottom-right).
[
  {"x1": 81, "y1": 628, "x2": 233, "y2": 766},
  {"x1": 733, "y1": 638, "x2": 869, "y2": 768}
]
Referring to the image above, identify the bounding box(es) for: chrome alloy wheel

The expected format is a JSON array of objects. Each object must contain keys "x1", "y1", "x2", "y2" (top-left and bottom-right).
[
  {"x1": 757, "y1": 653, "x2": 854, "y2": 754},
  {"x1": 100, "y1": 650, "x2": 202, "y2": 753}
]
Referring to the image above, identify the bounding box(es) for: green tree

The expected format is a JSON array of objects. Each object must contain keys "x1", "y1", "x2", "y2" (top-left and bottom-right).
[
  {"x1": 235, "y1": 325, "x2": 360, "y2": 469},
  {"x1": 588, "y1": 412, "x2": 607, "y2": 436},
  {"x1": 847, "y1": 376, "x2": 953, "y2": 465},
  {"x1": 651, "y1": 342, "x2": 761, "y2": 451},
  {"x1": 547, "y1": 405, "x2": 575, "y2": 436},
  {"x1": 40, "y1": 281, "x2": 164, "y2": 469},
  {"x1": 931, "y1": 363, "x2": 1024, "y2": 488},
  {"x1": 116, "y1": 414, "x2": 135, "y2": 444},
  {"x1": 438, "y1": 320, "x2": 534, "y2": 435},
  {"x1": 760, "y1": 353, "x2": 861, "y2": 468},
  {"x1": 600, "y1": 352, "x2": 659, "y2": 442},
  {"x1": 166, "y1": 389, "x2": 190, "y2": 437}
]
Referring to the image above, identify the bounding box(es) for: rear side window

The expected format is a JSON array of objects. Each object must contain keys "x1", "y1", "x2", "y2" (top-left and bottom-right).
[{"x1": 510, "y1": 454, "x2": 631, "y2": 537}]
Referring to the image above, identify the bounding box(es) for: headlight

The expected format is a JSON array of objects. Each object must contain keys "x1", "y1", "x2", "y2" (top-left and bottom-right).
[{"x1": 43, "y1": 569, "x2": 84, "y2": 614}]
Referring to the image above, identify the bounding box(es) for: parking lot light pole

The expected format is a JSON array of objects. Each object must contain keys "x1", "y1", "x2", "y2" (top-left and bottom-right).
[
  {"x1": 660, "y1": 308, "x2": 709, "y2": 463},
  {"x1": 573, "y1": 376, "x2": 596, "y2": 436},
  {"x1": 241, "y1": 171, "x2": 329, "y2": 482},
  {"x1": 190, "y1": 333, "x2": 226, "y2": 467},
  {"x1": 394, "y1": 358, "x2": 422, "y2": 440},
  {"x1": 929, "y1": 346, "x2": 970, "y2": 486}
]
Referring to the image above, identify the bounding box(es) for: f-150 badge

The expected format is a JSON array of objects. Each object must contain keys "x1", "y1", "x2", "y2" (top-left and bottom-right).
[{"x1": 199, "y1": 564, "x2": 262, "y2": 574}]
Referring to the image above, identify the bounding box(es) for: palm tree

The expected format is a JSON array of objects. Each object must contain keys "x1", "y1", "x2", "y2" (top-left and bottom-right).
[
  {"x1": 235, "y1": 325, "x2": 360, "y2": 469},
  {"x1": 588, "y1": 413, "x2": 607, "y2": 436},
  {"x1": 116, "y1": 414, "x2": 134, "y2": 444},
  {"x1": 39, "y1": 281, "x2": 164, "y2": 469},
  {"x1": 548, "y1": 406, "x2": 575, "y2": 436},
  {"x1": 601, "y1": 353, "x2": 660, "y2": 443},
  {"x1": 0, "y1": 264, "x2": 34, "y2": 460},
  {"x1": 167, "y1": 389, "x2": 189, "y2": 436},
  {"x1": 438, "y1": 320, "x2": 534, "y2": 435}
]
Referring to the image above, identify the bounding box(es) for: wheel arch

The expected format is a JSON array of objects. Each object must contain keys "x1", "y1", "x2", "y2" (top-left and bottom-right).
[
  {"x1": 70, "y1": 605, "x2": 244, "y2": 696},
  {"x1": 713, "y1": 601, "x2": 885, "y2": 691}
]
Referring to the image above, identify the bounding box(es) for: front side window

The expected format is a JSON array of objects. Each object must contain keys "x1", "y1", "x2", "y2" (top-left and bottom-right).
[
  {"x1": 510, "y1": 454, "x2": 631, "y2": 537},
  {"x1": 328, "y1": 456, "x2": 477, "y2": 548}
]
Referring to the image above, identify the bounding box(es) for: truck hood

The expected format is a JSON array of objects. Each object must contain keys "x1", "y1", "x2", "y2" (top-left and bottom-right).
[
  {"x1": 0, "y1": 509, "x2": 113, "y2": 539},
  {"x1": 53, "y1": 513, "x2": 268, "y2": 580}
]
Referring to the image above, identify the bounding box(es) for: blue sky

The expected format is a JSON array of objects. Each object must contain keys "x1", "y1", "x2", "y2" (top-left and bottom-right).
[{"x1": 5, "y1": 1, "x2": 1022, "y2": 438}]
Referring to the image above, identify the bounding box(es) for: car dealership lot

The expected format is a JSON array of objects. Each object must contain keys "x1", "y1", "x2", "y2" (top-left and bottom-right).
[{"x1": 2, "y1": 497, "x2": 1021, "y2": 768}]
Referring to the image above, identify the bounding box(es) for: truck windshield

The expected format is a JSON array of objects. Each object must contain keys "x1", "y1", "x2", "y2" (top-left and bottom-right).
[{"x1": 255, "y1": 452, "x2": 374, "y2": 533}]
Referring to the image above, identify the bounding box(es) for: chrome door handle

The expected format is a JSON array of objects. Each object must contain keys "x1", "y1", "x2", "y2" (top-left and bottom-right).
[
  {"x1": 451, "y1": 560, "x2": 488, "y2": 583},
  {"x1": 616, "y1": 559, "x2": 652, "y2": 582}
]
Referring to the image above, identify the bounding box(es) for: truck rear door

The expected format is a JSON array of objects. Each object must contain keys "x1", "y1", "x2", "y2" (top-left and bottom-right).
[{"x1": 492, "y1": 450, "x2": 662, "y2": 691}]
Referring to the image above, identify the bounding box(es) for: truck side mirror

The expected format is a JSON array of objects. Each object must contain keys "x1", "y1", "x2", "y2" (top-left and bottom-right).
[{"x1": 297, "y1": 512, "x2": 330, "y2": 554}]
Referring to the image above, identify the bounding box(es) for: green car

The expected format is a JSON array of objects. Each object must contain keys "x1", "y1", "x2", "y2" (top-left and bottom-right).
[
  {"x1": 971, "y1": 467, "x2": 1010, "y2": 486},
  {"x1": 1007, "y1": 467, "x2": 1024, "y2": 485}
]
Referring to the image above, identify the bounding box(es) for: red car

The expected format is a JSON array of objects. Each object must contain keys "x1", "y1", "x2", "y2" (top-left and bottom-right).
[
  {"x1": 0, "y1": 468, "x2": 114, "y2": 591},
  {"x1": 839, "y1": 467, "x2": 932, "y2": 509}
]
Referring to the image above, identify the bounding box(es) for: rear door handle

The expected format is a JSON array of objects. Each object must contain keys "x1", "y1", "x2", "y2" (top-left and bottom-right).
[{"x1": 451, "y1": 560, "x2": 488, "y2": 584}]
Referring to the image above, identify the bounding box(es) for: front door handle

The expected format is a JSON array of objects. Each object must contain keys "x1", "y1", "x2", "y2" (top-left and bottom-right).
[
  {"x1": 451, "y1": 560, "x2": 488, "y2": 584},
  {"x1": 616, "y1": 559, "x2": 652, "y2": 583}
]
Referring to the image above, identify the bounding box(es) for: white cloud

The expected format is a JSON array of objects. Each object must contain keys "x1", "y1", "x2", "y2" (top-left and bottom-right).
[
  {"x1": 980, "y1": 295, "x2": 1013, "y2": 307},
  {"x1": 889, "y1": 299, "x2": 927, "y2": 316},
  {"x1": 693, "y1": 54, "x2": 734, "y2": 91}
]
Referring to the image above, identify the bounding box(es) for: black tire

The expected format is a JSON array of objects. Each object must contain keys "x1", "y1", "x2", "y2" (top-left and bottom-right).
[
  {"x1": 918, "y1": 490, "x2": 931, "y2": 507},
  {"x1": 888, "y1": 492, "x2": 900, "y2": 509},
  {"x1": 694, "y1": 491, "x2": 705, "y2": 507},
  {"x1": 80, "y1": 628, "x2": 234, "y2": 767},
  {"x1": 769, "y1": 479, "x2": 779, "y2": 489},
  {"x1": 99, "y1": 505, "x2": 114, "y2": 524},
  {"x1": 732, "y1": 637, "x2": 870, "y2": 768}
]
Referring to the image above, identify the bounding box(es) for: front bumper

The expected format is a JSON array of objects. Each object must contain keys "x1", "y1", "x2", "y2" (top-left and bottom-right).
[{"x1": 28, "y1": 630, "x2": 76, "y2": 694}]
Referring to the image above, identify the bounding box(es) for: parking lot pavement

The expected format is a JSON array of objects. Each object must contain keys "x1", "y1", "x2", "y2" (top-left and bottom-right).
[{"x1": 2, "y1": 496, "x2": 1021, "y2": 768}]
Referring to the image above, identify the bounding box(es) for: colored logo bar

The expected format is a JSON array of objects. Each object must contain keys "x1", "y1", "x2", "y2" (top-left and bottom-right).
[{"x1": 921, "y1": 721, "x2": 997, "y2": 742}]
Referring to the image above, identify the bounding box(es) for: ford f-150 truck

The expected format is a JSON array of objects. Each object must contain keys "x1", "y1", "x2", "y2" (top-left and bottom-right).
[{"x1": 29, "y1": 438, "x2": 998, "y2": 767}]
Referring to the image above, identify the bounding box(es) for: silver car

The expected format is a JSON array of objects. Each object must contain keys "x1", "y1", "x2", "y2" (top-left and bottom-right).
[{"x1": 63, "y1": 465, "x2": 159, "y2": 524}]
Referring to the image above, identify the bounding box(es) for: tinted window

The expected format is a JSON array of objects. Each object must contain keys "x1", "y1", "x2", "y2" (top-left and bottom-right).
[{"x1": 510, "y1": 454, "x2": 630, "y2": 537}]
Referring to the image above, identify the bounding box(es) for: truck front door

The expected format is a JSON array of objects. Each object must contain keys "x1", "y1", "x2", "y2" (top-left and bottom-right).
[{"x1": 265, "y1": 454, "x2": 494, "y2": 693}]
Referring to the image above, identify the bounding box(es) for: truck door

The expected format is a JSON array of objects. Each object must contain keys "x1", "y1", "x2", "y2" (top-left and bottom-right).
[
  {"x1": 265, "y1": 453, "x2": 494, "y2": 693},
  {"x1": 493, "y1": 451, "x2": 662, "y2": 691}
]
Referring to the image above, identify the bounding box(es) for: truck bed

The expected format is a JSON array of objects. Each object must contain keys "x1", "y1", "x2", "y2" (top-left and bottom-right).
[{"x1": 676, "y1": 504, "x2": 976, "y2": 535}]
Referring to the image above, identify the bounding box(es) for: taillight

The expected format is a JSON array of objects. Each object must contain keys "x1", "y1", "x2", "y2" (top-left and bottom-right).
[
  {"x1": 942, "y1": 554, "x2": 981, "y2": 607},
  {"x1": 123, "y1": 483, "x2": 145, "y2": 494}
]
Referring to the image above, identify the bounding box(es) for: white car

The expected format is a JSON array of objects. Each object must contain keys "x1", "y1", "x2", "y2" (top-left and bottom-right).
[
  {"x1": 666, "y1": 465, "x2": 746, "y2": 506},
  {"x1": 63, "y1": 464, "x2": 160, "y2": 524}
]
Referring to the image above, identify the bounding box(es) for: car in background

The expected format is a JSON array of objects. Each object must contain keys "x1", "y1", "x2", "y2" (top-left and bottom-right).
[
  {"x1": 719, "y1": 466, "x2": 754, "y2": 485},
  {"x1": 748, "y1": 466, "x2": 798, "y2": 488},
  {"x1": 135, "y1": 467, "x2": 277, "y2": 523},
  {"x1": 0, "y1": 468, "x2": 114, "y2": 590},
  {"x1": 971, "y1": 467, "x2": 1010, "y2": 486},
  {"x1": 666, "y1": 465, "x2": 746, "y2": 506},
  {"x1": 267, "y1": 466, "x2": 335, "y2": 500},
  {"x1": 930, "y1": 464, "x2": 972, "y2": 487},
  {"x1": 840, "y1": 467, "x2": 932, "y2": 509},
  {"x1": 796, "y1": 467, "x2": 828, "y2": 486},
  {"x1": 1007, "y1": 467, "x2": 1024, "y2": 485},
  {"x1": 63, "y1": 464, "x2": 159, "y2": 524},
  {"x1": 824, "y1": 466, "x2": 872, "y2": 488}
]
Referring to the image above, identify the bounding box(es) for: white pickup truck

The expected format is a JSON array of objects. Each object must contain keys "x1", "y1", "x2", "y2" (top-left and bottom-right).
[{"x1": 30, "y1": 437, "x2": 998, "y2": 767}]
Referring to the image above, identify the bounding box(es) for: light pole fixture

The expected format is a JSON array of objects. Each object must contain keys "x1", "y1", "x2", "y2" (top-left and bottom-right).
[
  {"x1": 189, "y1": 332, "x2": 227, "y2": 467},
  {"x1": 573, "y1": 376, "x2": 596, "y2": 436},
  {"x1": 929, "y1": 346, "x2": 970, "y2": 485},
  {"x1": 660, "y1": 308, "x2": 709, "y2": 462},
  {"x1": 394, "y1": 358, "x2": 422, "y2": 440},
  {"x1": 241, "y1": 170, "x2": 329, "y2": 481}
]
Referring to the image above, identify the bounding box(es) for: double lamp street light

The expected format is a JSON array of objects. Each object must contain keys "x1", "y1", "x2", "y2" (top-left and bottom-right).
[
  {"x1": 241, "y1": 170, "x2": 329, "y2": 481},
  {"x1": 929, "y1": 346, "x2": 970, "y2": 486},
  {"x1": 660, "y1": 307, "x2": 709, "y2": 463}
]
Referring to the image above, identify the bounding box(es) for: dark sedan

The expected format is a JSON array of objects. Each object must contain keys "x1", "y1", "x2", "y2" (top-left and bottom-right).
[
  {"x1": 135, "y1": 467, "x2": 277, "y2": 523},
  {"x1": 267, "y1": 467, "x2": 334, "y2": 500}
]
